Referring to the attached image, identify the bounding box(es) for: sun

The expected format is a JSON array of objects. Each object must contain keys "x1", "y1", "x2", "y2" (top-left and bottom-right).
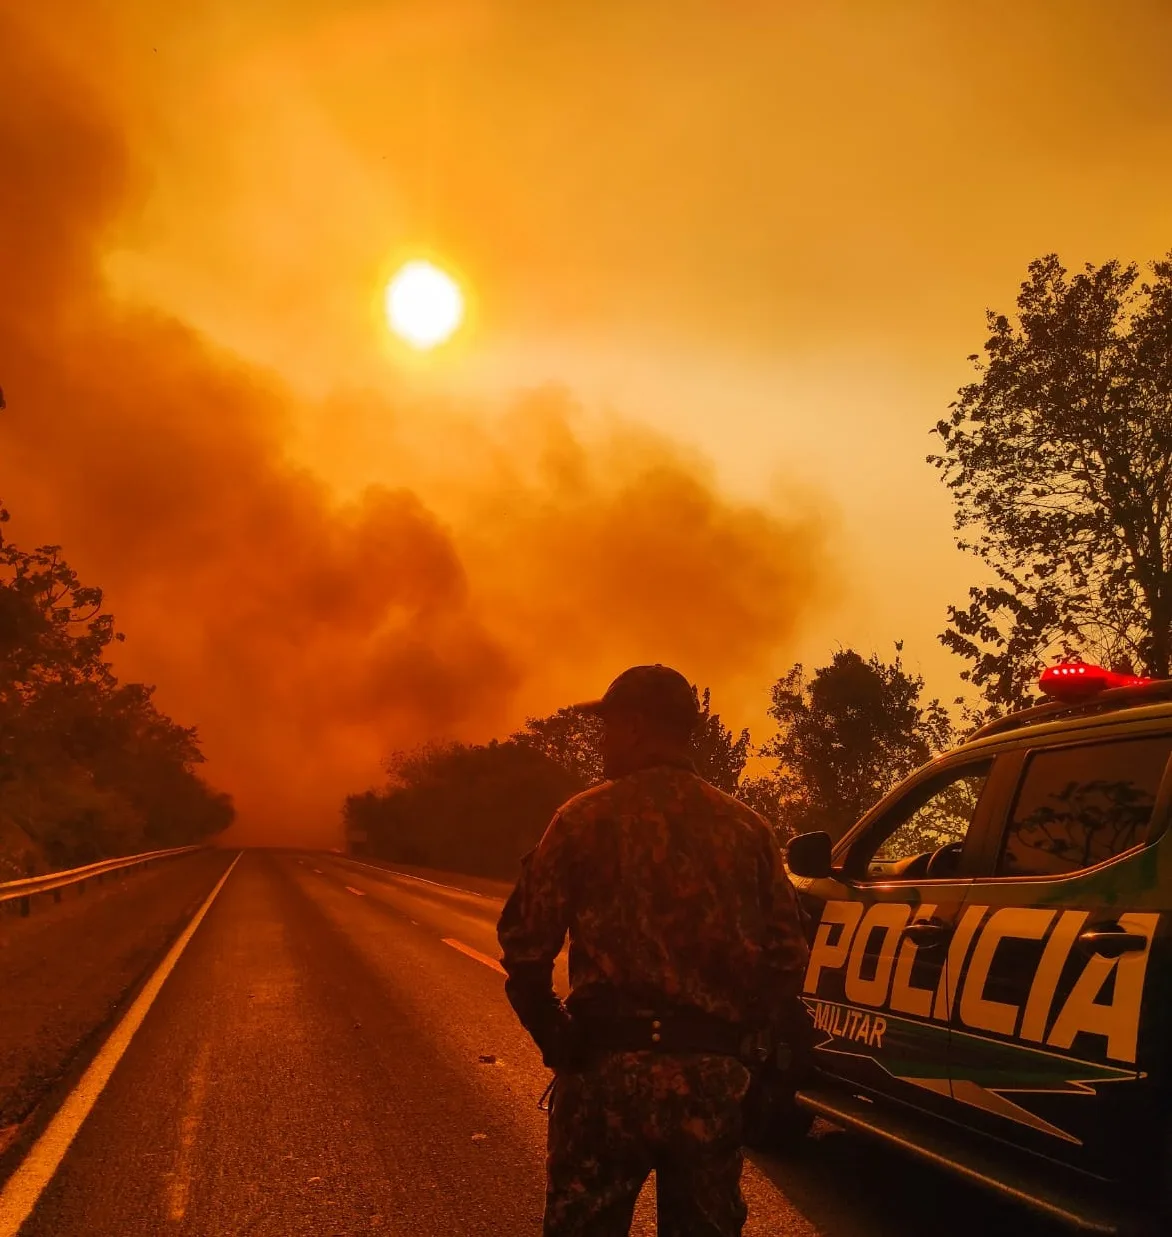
[{"x1": 384, "y1": 260, "x2": 464, "y2": 349}]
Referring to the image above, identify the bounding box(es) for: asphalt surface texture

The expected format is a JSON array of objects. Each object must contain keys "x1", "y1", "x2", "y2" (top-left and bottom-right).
[
  {"x1": 0, "y1": 850, "x2": 1071, "y2": 1236},
  {"x1": 0, "y1": 849, "x2": 234, "y2": 1147}
]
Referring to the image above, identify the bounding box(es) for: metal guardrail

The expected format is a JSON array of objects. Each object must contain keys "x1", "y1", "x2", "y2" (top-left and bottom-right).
[{"x1": 0, "y1": 845, "x2": 203, "y2": 915}]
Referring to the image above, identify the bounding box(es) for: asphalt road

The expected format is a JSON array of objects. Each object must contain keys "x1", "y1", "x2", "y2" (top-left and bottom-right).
[
  {"x1": 0, "y1": 850, "x2": 235, "y2": 1144},
  {"x1": 0, "y1": 851, "x2": 1066, "y2": 1236}
]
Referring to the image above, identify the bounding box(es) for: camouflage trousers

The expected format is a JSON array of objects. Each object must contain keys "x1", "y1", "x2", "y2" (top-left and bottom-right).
[{"x1": 544, "y1": 1052, "x2": 752, "y2": 1237}]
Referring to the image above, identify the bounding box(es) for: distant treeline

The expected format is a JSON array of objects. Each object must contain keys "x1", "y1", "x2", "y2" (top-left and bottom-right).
[
  {"x1": 343, "y1": 658, "x2": 954, "y2": 880},
  {"x1": 0, "y1": 496, "x2": 232, "y2": 878}
]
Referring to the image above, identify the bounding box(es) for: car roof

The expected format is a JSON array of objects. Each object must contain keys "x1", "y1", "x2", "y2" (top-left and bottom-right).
[{"x1": 959, "y1": 684, "x2": 1172, "y2": 757}]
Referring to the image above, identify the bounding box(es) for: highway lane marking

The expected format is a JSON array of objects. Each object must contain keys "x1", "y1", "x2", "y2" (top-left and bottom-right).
[
  {"x1": 442, "y1": 937, "x2": 506, "y2": 975},
  {"x1": 0, "y1": 852, "x2": 243, "y2": 1236},
  {"x1": 344, "y1": 886, "x2": 366, "y2": 897},
  {"x1": 335, "y1": 857, "x2": 499, "y2": 902},
  {"x1": 165, "y1": 1034, "x2": 212, "y2": 1221}
]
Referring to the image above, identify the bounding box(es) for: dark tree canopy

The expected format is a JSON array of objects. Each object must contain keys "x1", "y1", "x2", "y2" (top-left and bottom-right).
[
  {"x1": 511, "y1": 687, "x2": 749, "y2": 796},
  {"x1": 0, "y1": 506, "x2": 121, "y2": 705},
  {"x1": 511, "y1": 706, "x2": 604, "y2": 786},
  {"x1": 689, "y1": 686, "x2": 751, "y2": 795},
  {"x1": 347, "y1": 739, "x2": 583, "y2": 878},
  {"x1": 760, "y1": 646, "x2": 953, "y2": 840},
  {"x1": 351, "y1": 683, "x2": 754, "y2": 877},
  {"x1": 930, "y1": 253, "x2": 1172, "y2": 714},
  {"x1": 0, "y1": 499, "x2": 232, "y2": 872}
]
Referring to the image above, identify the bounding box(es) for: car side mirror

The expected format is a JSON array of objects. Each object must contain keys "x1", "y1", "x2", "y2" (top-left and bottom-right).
[{"x1": 786, "y1": 831, "x2": 833, "y2": 879}]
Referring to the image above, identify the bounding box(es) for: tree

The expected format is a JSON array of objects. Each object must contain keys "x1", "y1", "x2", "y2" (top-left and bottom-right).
[
  {"x1": 355, "y1": 684, "x2": 755, "y2": 876},
  {"x1": 511, "y1": 706, "x2": 603, "y2": 786},
  {"x1": 514, "y1": 687, "x2": 752, "y2": 791},
  {"x1": 0, "y1": 495, "x2": 232, "y2": 866},
  {"x1": 513, "y1": 687, "x2": 749, "y2": 794},
  {"x1": 77, "y1": 682, "x2": 234, "y2": 847},
  {"x1": 690, "y1": 686, "x2": 751, "y2": 795},
  {"x1": 735, "y1": 774, "x2": 789, "y2": 834},
  {"x1": 760, "y1": 645, "x2": 953, "y2": 839},
  {"x1": 929, "y1": 253, "x2": 1172, "y2": 716},
  {"x1": 0, "y1": 505, "x2": 121, "y2": 703},
  {"x1": 351, "y1": 739, "x2": 583, "y2": 878}
]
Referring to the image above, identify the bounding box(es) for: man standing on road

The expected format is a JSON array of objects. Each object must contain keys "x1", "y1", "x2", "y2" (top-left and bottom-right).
[{"x1": 497, "y1": 664, "x2": 810, "y2": 1236}]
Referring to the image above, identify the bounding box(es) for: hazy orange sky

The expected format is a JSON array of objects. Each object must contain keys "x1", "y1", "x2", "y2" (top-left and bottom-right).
[{"x1": 3, "y1": 2, "x2": 1171, "y2": 842}]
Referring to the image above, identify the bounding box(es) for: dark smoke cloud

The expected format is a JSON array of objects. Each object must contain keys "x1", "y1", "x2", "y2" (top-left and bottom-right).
[{"x1": 0, "y1": 11, "x2": 834, "y2": 845}]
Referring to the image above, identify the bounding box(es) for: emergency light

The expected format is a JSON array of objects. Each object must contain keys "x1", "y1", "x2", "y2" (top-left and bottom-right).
[{"x1": 1038, "y1": 662, "x2": 1153, "y2": 700}]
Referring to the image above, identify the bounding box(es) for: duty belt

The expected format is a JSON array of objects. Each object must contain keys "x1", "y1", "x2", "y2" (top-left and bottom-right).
[{"x1": 575, "y1": 1011, "x2": 756, "y2": 1060}]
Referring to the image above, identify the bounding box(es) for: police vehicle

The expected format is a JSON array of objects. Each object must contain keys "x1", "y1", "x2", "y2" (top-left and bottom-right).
[{"x1": 774, "y1": 663, "x2": 1172, "y2": 1234}]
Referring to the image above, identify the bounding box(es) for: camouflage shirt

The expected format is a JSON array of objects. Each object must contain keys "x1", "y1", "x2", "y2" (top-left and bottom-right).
[{"x1": 497, "y1": 761, "x2": 809, "y2": 1042}]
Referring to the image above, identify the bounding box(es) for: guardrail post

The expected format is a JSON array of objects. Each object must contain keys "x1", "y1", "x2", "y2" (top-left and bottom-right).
[
  {"x1": 53, "y1": 888, "x2": 62, "y2": 903},
  {"x1": 20, "y1": 894, "x2": 30, "y2": 917}
]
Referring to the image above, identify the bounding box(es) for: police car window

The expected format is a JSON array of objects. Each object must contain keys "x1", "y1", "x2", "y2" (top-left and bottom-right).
[
  {"x1": 858, "y1": 763, "x2": 992, "y2": 880},
  {"x1": 997, "y1": 736, "x2": 1172, "y2": 878}
]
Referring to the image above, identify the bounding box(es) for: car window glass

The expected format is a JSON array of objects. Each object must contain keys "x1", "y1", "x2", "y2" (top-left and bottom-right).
[
  {"x1": 848, "y1": 763, "x2": 992, "y2": 880},
  {"x1": 873, "y1": 770, "x2": 990, "y2": 862},
  {"x1": 997, "y1": 736, "x2": 1172, "y2": 878}
]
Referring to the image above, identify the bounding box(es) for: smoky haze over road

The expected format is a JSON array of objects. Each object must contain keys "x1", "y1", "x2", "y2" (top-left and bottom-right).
[
  {"x1": 0, "y1": 851, "x2": 1067, "y2": 1236},
  {"x1": 0, "y1": 8, "x2": 832, "y2": 853}
]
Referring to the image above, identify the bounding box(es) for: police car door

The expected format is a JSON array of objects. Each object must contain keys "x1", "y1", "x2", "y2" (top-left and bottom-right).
[
  {"x1": 802, "y1": 756, "x2": 1010, "y2": 1121},
  {"x1": 945, "y1": 731, "x2": 1172, "y2": 1178}
]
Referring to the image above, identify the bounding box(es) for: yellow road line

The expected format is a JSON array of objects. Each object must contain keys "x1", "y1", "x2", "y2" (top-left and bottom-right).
[
  {"x1": 0, "y1": 852, "x2": 242, "y2": 1236},
  {"x1": 441, "y1": 937, "x2": 506, "y2": 975}
]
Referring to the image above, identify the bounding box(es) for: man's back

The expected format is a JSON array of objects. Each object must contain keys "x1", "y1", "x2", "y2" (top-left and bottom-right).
[{"x1": 552, "y1": 764, "x2": 798, "y2": 1025}]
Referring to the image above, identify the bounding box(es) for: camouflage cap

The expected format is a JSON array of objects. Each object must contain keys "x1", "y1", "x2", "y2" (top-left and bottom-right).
[{"x1": 575, "y1": 664, "x2": 700, "y2": 731}]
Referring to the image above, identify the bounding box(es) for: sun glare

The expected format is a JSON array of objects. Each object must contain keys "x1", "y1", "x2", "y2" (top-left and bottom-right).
[{"x1": 385, "y1": 260, "x2": 464, "y2": 349}]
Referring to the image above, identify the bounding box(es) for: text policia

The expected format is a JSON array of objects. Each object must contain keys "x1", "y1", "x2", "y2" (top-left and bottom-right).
[{"x1": 803, "y1": 900, "x2": 1159, "y2": 1066}]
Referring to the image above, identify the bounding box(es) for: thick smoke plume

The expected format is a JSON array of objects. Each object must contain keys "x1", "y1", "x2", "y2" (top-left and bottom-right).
[{"x1": 0, "y1": 12, "x2": 834, "y2": 845}]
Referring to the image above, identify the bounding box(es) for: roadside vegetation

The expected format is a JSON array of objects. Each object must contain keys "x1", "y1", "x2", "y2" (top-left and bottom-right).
[{"x1": 0, "y1": 479, "x2": 233, "y2": 878}]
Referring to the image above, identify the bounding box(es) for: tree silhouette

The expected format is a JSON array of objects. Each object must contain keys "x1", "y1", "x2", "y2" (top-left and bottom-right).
[
  {"x1": 930, "y1": 253, "x2": 1172, "y2": 716},
  {"x1": 511, "y1": 706, "x2": 603, "y2": 786},
  {"x1": 511, "y1": 685, "x2": 750, "y2": 795},
  {"x1": 759, "y1": 645, "x2": 953, "y2": 839},
  {"x1": 0, "y1": 494, "x2": 232, "y2": 868},
  {"x1": 689, "y1": 685, "x2": 751, "y2": 795},
  {"x1": 348, "y1": 739, "x2": 582, "y2": 878},
  {"x1": 352, "y1": 684, "x2": 756, "y2": 876}
]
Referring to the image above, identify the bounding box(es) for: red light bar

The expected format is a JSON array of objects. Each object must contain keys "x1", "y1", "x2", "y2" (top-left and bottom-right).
[{"x1": 1038, "y1": 662, "x2": 1153, "y2": 700}]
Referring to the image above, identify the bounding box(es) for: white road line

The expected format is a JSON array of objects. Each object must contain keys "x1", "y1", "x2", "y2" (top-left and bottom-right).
[
  {"x1": 165, "y1": 1034, "x2": 212, "y2": 1221},
  {"x1": 335, "y1": 857, "x2": 497, "y2": 901},
  {"x1": 442, "y1": 937, "x2": 506, "y2": 975},
  {"x1": 344, "y1": 886, "x2": 366, "y2": 897},
  {"x1": 0, "y1": 852, "x2": 242, "y2": 1236}
]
